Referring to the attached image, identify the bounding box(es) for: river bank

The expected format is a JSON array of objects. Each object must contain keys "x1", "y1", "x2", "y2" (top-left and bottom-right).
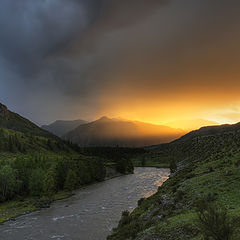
[
  {"x1": 108, "y1": 156, "x2": 240, "y2": 240},
  {"x1": 0, "y1": 167, "x2": 169, "y2": 240},
  {"x1": 0, "y1": 165, "x2": 124, "y2": 225},
  {"x1": 0, "y1": 192, "x2": 73, "y2": 224}
]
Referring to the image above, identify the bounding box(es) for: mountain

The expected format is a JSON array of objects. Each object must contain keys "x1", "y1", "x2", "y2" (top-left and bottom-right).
[
  {"x1": 109, "y1": 121, "x2": 240, "y2": 240},
  {"x1": 0, "y1": 103, "x2": 134, "y2": 222},
  {"x1": 166, "y1": 118, "x2": 219, "y2": 130},
  {"x1": 63, "y1": 116, "x2": 185, "y2": 147},
  {"x1": 0, "y1": 102, "x2": 81, "y2": 154},
  {"x1": 0, "y1": 103, "x2": 55, "y2": 138},
  {"x1": 42, "y1": 119, "x2": 88, "y2": 137},
  {"x1": 147, "y1": 121, "x2": 240, "y2": 167}
]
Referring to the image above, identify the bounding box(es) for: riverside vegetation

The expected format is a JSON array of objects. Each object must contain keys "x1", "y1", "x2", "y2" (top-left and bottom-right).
[
  {"x1": 0, "y1": 103, "x2": 135, "y2": 223},
  {"x1": 108, "y1": 123, "x2": 240, "y2": 240}
]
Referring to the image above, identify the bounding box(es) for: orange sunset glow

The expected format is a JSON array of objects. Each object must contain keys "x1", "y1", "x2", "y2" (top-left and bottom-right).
[
  {"x1": 2, "y1": 0, "x2": 240, "y2": 131},
  {"x1": 2, "y1": 1, "x2": 240, "y2": 240},
  {"x1": 94, "y1": 89, "x2": 240, "y2": 130}
]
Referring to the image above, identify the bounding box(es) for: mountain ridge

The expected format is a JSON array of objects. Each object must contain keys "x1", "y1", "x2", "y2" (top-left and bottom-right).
[
  {"x1": 0, "y1": 103, "x2": 55, "y2": 139},
  {"x1": 63, "y1": 116, "x2": 186, "y2": 147},
  {"x1": 42, "y1": 119, "x2": 88, "y2": 137}
]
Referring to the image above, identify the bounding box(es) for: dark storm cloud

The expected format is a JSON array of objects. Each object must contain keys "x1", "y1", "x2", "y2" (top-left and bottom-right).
[
  {"x1": 50, "y1": 0, "x2": 240, "y2": 98},
  {"x1": 0, "y1": 0, "x2": 166, "y2": 76},
  {"x1": 1, "y1": 0, "x2": 240, "y2": 124},
  {"x1": 0, "y1": 0, "x2": 103, "y2": 123},
  {"x1": 0, "y1": 0, "x2": 101, "y2": 75},
  {"x1": 0, "y1": 0, "x2": 169, "y2": 123},
  {"x1": 41, "y1": 0, "x2": 170, "y2": 97}
]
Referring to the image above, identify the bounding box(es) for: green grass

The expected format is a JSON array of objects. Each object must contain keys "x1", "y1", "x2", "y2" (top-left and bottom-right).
[
  {"x1": 0, "y1": 198, "x2": 37, "y2": 224},
  {"x1": 0, "y1": 191, "x2": 74, "y2": 224},
  {"x1": 108, "y1": 153, "x2": 240, "y2": 240},
  {"x1": 108, "y1": 122, "x2": 240, "y2": 240}
]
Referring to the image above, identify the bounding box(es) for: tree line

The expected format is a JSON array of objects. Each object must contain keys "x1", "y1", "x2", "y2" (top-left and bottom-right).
[
  {"x1": 0, "y1": 154, "x2": 106, "y2": 202},
  {"x1": 0, "y1": 128, "x2": 73, "y2": 153},
  {"x1": 81, "y1": 147, "x2": 145, "y2": 174},
  {"x1": 0, "y1": 129, "x2": 137, "y2": 203}
]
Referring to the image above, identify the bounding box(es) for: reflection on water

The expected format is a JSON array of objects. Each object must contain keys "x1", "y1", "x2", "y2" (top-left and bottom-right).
[{"x1": 0, "y1": 167, "x2": 169, "y2": 240}]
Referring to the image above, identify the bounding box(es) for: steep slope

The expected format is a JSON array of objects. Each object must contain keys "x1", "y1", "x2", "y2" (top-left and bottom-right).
[
  {"x1": 150, "y1": 121, "x2": 240, "y2": 166},
  {"x1": 173, "y1": 122, "x2": 240, "y2": 142},
  {"x1": 108, "y1": 122, "x2": 240, "y2": 240},
  {"x1": 0, "y1": 103, "x2": 81, "y2": 155},
  {"x1": 0, "y1": 103, "x2": 55, "y2": 139},
  {"x1": 42, "y1": 119, "x2": 87, "y2": 137},
  {"x1": 63, "y1": 117, "x2": 185, "y2": 147},
  {"x1": 0, "y1": 104, "x2": 134, "y2": 223}
]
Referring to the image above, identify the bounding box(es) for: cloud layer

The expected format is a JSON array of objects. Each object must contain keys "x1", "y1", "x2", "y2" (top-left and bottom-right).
[{"x1": 1, "y1": 0, "x2": 240, "y2": 124}]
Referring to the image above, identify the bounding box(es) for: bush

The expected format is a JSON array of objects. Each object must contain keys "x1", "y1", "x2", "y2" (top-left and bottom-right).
[
  {"x1": 175, "y1": 189, "x2": 184, "y2": 201},
  {"x1": 119, "y1": 210, "x2": 131, "y2": 227},
  {"x1": 170, "y1": 160, "x2": 177, "y2": 173},
  {"x1": 138, "y1": 197, "x2": 145, "y2": 206},
  {"x1": 35, "y1": 196, "x2": 52, "y2": 208},
  {"x1": 234, "y1": 159, "x2": 240, "y2": 167},
  {"x1": 196, "y1": 202, "x2": 234, "y2": 240}
]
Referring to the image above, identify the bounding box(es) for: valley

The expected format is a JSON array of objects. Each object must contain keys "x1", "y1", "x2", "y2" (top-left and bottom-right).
[
  {"x1": 1, "y1": 102, "x2": 240, "y2": 240},
  {"x1": 1, "y1": 2, "x2": 240, "y2": 240},
  {"x1": 0, "y1": 104, "x2": 134, "y2": 224},
  {"x1": 0, "y1": 168, "x2": 169, "y2": 240},
  {"x1": 108, "y1": 122, "x2": 240, "y2": 240}
]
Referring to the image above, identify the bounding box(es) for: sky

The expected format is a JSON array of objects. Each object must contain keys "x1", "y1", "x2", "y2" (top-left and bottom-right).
[{"x1": 1, "y1": 0, "x2": 240, "y2": 126}]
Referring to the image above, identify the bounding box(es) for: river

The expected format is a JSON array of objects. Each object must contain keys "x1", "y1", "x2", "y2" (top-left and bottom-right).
[{"x1": 0, "y1": 167, "x2": 169, "y2": 240}]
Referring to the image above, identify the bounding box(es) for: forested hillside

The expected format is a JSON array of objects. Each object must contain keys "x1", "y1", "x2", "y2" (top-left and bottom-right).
[
  {"x1": 0, "y1": 103, "x2": 133, "y2": 223},
  {"x1": 0, "y1": 103, "x2": 55, "y2": 138},
  {"x1": 0, "y1": 125, "x2": 106, "y2": 210},
  {"x1": 108, "y1": 123, "x2": 240, "y2": 240}
]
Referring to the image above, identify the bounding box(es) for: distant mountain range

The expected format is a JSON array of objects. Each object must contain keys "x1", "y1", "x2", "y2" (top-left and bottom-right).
[
  {"x1": 42, "y1": 119, "x2": 88, "y2": 137},
  {"x1": 62, "y1": 116, "x2": 185, "y2": 147}
]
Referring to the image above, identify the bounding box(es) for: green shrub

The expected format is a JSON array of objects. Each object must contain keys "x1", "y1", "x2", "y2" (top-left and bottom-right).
[
  {"x1": 138, "y1": 197, "x2": 145, "y2": 206},
  {"x1": 119, "y1": 210, "x2": 131, "y2": 227},
  {"x1": 175, "y1": 189, "x2": 184, "y2": 201},
  {"x1": 170, "y1": 159, "x2": 177, "y2": 173},
  {"x1": 196, "y1": 202, "x2": 234, "y2": 240}
]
